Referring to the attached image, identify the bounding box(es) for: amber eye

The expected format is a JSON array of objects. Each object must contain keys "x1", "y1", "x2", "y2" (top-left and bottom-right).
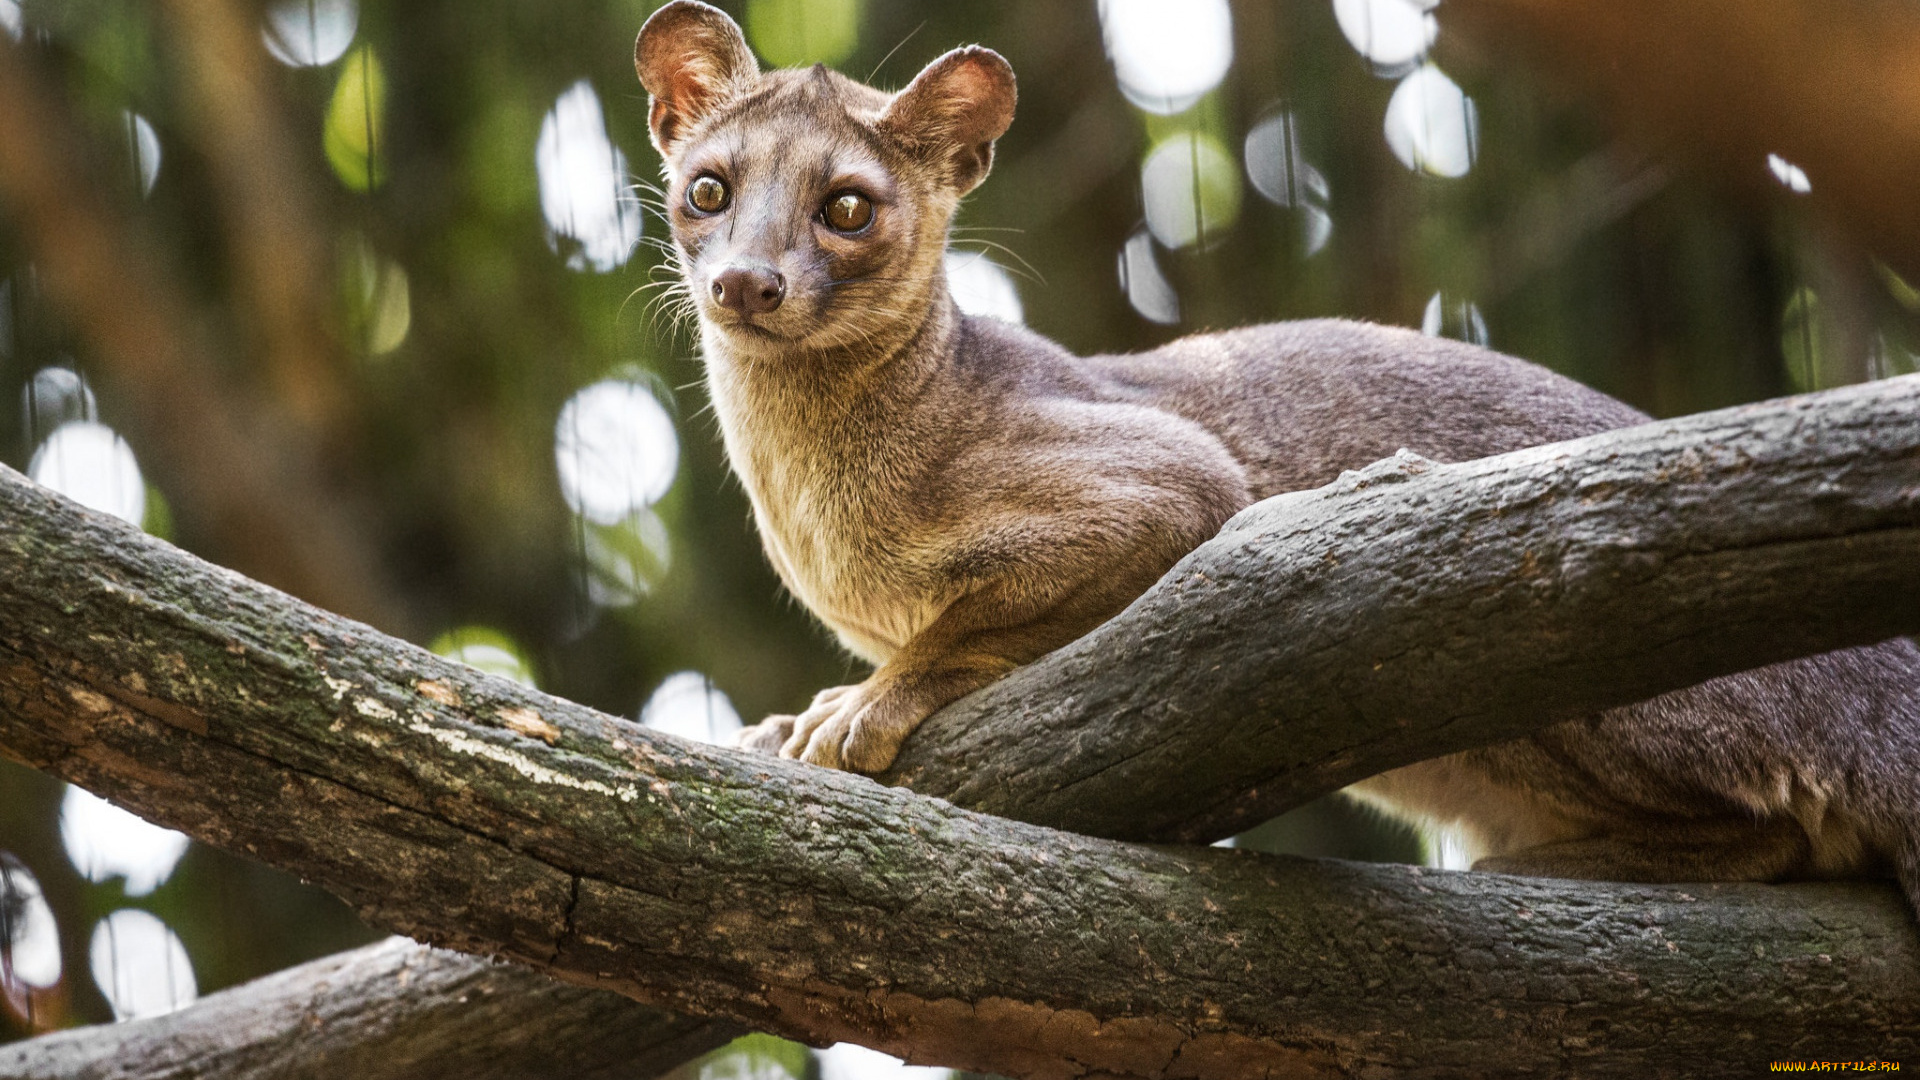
[
  {"x1": 823, "y1": 192, "x2": 874, "y2": 233},
  {"x1": 687, "y1": 175, "x2": 729, "y2": 214}
]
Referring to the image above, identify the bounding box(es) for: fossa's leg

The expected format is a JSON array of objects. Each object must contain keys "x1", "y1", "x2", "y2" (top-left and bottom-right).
[
  {"x1": 776, "y1": 592, "x2": 1095, "y2": 772},
  {"x1": 767, "y1": 540, "x2": 1191, "y2": 771}
]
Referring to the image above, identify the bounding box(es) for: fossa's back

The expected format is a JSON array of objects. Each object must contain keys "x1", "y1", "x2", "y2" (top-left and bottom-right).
[
  {"x1": 1095, "y1": 318, "x2": 1647, "y2": 490},
  {"x1": 1079, "y1": 314, "x2": 1920, "y2": 891}
]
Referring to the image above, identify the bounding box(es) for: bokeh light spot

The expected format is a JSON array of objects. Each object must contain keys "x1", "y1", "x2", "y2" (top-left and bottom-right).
[
  {"x1": 325, "y1": 45, "x2": 387, "y2": 191},
  {"x1": 1422, "y1": 291, "x2": 1489, "y2": 346},
  {"x1": 1142, "y1": 131, "x2": 1243, "y2": 250},
  {"x1": 583, "y1": 511, "x2": 673, "y2": 608},
  {"x1": 59, "y1": 786, "x2": 190, "y2": 897},
  {"x1": 1118, "y1": 227, "x2": 1180, "y2": 324},
  {"x1": 692, "y1": 1034, "x2": 811, "y2": 1080},
  {"x1": 1245, "y1": 113, "x2": 1326, "y2": 209},
  {"x1": 537, "y1": 80, "x2": 644, "y2": 273},
  {"x1": 746, "y1": 0, "x2": 863, "y2": 69},
  {"x1": 0, "y1": 0, "x2": 19, "y2": 40},
  {"x1": 1428, "y1": 825, "x2": 1473, "y2": 870},
  {"x1": 1781, "y1": 287, "x2": 1835, "y2": 392},
  {"x1": 1878, "y1": 261, "x2": 1920, "y2": 312},
  {"x1": 1, "y1": 855, "x2": 62, "y2": 990},
  {"x1": 22, "y1": 365, "x2": 98, "y2": 439},
  {"x1": 1245, "y1": 112, "x2": 1334, "y2": 257},
  {"x1": 123, "y1": 111, "x2": 162, "y2": 197},
  {"x1": 1299, "y1": 205, "x2": 1334, "y2": 257},
  {"x1": 1869, "y1": 335, "x2": 1919, "y2": 381},
  {"x1": 342, "y1": 236, "x2": 412, "y2": 355},
  {"x1": 264, "y1": 0, "x2": 358, "y2": 67},
  {"x1": 1332, "y1": 0, "x2": 1437, "y2": 73},
  {"x1": 640, "y1": 672, "x2": 744, "y2": 745},
  {"x1": 29, "y1": 421, "x2": 148, "y2": 527},
  {"x1": 556, "y1": 380, "x2": 680, "y2": 524},
  {"x1": 141, "y1": 484, "x2": 175, "y2": 542},
  {"x1": 431, "y1": 627, "x2": 539, "y2": 688},
  {"x1": 945, "y1": 250, "x2": 1024, "y2": 324},
  {"x1": 817, "y1": 1042, "x2": 953, "y2": 1080},
  {"x1": 1383, "y1": 64, "x2": 1478, "y2": 178},
  {"x1": 1767, "y1": 153, "x2": 1811, "y2": 194},
  {"x1": 88, "y1": 909, "x2": 197, "y2": 1021},
  {"x1": 1099, "y1": 0, "x2": 1233, "y2": 115}
]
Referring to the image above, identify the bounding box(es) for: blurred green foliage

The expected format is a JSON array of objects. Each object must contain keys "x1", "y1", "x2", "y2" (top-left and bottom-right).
[
  {"x1": 325, "y1": 45, "x2": 387, "y2": 191},
  {"x1": 1, "y1": 0, "x2": 1917, "y2": 1050},
  {"x1": 748, "y1": 0, "x2": 865, "y2": 68},
  {"x1": 684, "y1": 1033, "x2": 819, "y2": 1080}
]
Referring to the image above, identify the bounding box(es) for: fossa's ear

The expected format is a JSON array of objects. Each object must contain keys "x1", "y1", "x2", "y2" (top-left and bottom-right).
[
  {"x1": 635, "y1": 1, "x2": 758, "y2": 156},
  {"x1": 878, "y1": 46, "x2": 1016, "y2": 194}
]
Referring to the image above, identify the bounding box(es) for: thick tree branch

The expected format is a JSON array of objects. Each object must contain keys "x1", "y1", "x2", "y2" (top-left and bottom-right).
[
  {"x1": 1, "y1": 382, "x2": 1918, "y2": 1075},
  {"x1": 886, "y1": 375, "x2": 1920, "y2": 841},
  {"x1": 0, "y1": 937, "x2": 739, "y2": 1080}
]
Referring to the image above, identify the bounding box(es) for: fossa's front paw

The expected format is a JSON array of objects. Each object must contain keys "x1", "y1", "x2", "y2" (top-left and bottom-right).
[
  {"x1": 734, "y1": 714, "x2": 795, "y2": 755},
  {"x1": 779, "y1": 681, "x2": 915, "y2": 773}
]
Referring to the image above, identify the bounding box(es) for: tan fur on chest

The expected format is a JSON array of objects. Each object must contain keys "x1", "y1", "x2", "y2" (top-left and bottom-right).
[
  {"x1": 756, "y1": 493, "x2": 945, "y2": 664},
  {"x1": 707, "y1": 356, "x2": 945, "y2": 663}
]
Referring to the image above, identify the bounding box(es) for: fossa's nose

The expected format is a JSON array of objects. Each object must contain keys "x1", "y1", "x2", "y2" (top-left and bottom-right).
[{"x1": 711, "y1": 265, "x2": 786, "y2": 315}]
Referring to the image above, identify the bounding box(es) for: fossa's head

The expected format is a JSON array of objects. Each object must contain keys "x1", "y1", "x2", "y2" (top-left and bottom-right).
[{"x1": 636, "y1": 1, "x2": 1014, "y2": 362}]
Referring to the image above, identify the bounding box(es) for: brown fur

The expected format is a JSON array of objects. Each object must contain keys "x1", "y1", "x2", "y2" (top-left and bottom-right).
[{"x1": 636, "y1": 2, "x2": 1920, "y2": 916}]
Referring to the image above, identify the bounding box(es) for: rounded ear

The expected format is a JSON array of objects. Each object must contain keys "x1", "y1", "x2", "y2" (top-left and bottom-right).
[
  {"x1": 877, "y1": 46, "x2": 1017, "y2": 194},
  {"x1": 635, "y1": 1, "x2": 759, "y2": 156}
]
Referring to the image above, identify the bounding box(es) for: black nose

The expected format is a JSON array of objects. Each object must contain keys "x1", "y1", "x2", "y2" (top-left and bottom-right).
[{"x1": 710, "y1": 266, "x2": 786, "y2": 315}]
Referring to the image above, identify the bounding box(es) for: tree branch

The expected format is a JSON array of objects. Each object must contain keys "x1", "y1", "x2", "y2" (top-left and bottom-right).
[
  {"x1": 2, "y1": 382, "x2": 1918, "y2": 1075},
  {"x1": 0, "y1": 937, "x2": 739, "y2": 1080},
  {"x1": 886, "y1": 374, "x2": 1920, "y2": 841}
]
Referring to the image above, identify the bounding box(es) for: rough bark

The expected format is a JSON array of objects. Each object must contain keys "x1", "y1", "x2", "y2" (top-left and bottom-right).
[
  {"x1": 884, "y1": 375, "x2": 1920, "y2": 842},
  {"x1": 0, "y1": 938, "x2": 739, "y2": 1080},
  {"x1": 1, "y1": 383, "x2": 1918, "y2": 1076}
]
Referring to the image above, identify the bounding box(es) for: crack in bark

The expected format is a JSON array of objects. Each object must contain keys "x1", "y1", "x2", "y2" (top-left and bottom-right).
[{"x1": 558, "y1": 874, "x2": 583, "y2": 965}]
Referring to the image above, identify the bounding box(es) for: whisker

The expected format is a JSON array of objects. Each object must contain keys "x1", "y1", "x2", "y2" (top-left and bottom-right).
[
  {"x1": 946, "y1": 237, "x2": 1045, "y2": 284},
  {"x1": 865, "y1": 20, "x2": 928, "y2": 84}
]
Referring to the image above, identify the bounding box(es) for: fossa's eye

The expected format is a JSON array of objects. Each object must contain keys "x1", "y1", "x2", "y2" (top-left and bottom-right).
[
  {"x1": 687, "y1": 175, "x2": 729, "y2": 214},
  {"x1": 822, "y1": 192, "x2": 874, "y2": 233}
]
